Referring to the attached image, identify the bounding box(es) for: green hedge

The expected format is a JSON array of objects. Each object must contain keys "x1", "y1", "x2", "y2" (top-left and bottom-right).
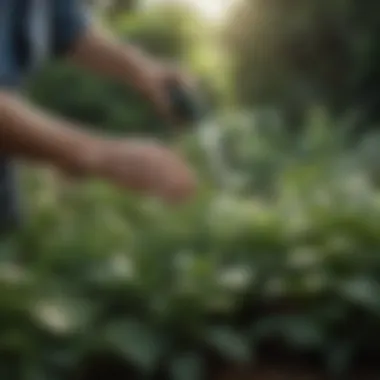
[{"x1": 2, "y1": 112, "x2": 380, "y2": 379}]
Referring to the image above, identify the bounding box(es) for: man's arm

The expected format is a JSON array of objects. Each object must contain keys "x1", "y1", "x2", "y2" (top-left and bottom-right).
[
  {"x1": 0, "y1": 91, "x2": 100, "y2": 175},
  {"x1": 53, "y1": 0, "x2": 188, "y2": 124},
  {"x1": 67, "y1": 26, "x2": 177, "y2": 123},
  {"x1": 68, "y1": 27, "x2": 156, "y2": 95},
  {"x1": 0, "y1": 91, "x2": 196, "y2": 201},
  {"x1": 53, "y1": 0, "x2": 150, "y2": 84}
]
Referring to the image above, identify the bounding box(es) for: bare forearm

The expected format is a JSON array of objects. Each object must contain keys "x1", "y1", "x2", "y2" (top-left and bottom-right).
[
  {"x1": 69, "y1": 27, "x2": 154, "y2": 92},
  {"x1": 0, "y1": 92, "x2": 99, "y2": 174}
]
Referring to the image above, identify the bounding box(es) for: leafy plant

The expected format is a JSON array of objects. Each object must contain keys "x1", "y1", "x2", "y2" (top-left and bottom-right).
[{"x1": 2, "y1": 112, "x2": 380, "y2": 378}]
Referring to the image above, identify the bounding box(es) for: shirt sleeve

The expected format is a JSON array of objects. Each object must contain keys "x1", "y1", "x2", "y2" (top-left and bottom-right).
[
  {"x1": 52, "y1": 0, "x2": 92, "y2": 57},
  {"x1": 0, "y1": 4, "x2": 21, "y2": 88},
  {"x1": 0, "y1": 50, "x2": 20, "y2": 89}
]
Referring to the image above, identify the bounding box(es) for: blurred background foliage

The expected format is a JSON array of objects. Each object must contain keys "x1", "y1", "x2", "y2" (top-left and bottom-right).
[{"x1": 4, "y1": 0, "x2": 380, "y2": 378}]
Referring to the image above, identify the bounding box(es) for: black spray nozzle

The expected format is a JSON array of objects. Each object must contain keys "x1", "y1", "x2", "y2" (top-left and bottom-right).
[{"x1": 166, "y1": 80, "x2": 208, "y2": 125}]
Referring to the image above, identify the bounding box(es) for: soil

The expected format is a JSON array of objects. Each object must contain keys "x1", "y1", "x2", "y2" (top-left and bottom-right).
[
  {"x1": 76, "y1": 356, "x2": 380, "y2": 380},
  {"x1": 76, "y1": 296, "x2": 380, "y2": 380},
  {"x1": 214, "y1": 365, "x2": 380, "y2": 380}
]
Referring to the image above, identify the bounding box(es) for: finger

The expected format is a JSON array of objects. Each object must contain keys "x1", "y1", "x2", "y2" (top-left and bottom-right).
[
  {"x1": 143, "y1": 80, "x2": 172, "y2": 124},
  {"x1": 155, "y1": 88, "x2": 182, "y2": 127}
]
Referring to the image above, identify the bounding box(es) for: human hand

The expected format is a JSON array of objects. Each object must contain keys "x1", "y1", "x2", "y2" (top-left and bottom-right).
[
  {"x1": 134, "y1": 61, "x2": 198, "y2": 127},
  {"x1": 86, "y1": 138, "x2": 197, "y2": 203}
]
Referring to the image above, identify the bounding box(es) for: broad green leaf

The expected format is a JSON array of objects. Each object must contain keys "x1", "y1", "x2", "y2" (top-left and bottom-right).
[
  {"x1": 338, "y1": 277, "x2": 380, "y2": 313},
  {"x1": 30, "y1": 296, "x2": 93, "y2": 336},
  {"x1": 169, "y1": 352, "x2": 204, "y2": 380},
  {"x1": 22, "y1": 363, "x2": 49, "y2": 380},
  {"x1": 326, "y1": 342, "x2": 354, "y2": 377},
  {"x1": 281, "y1": 317, "x2": 325, "y2": 349},
  {"x1": 250, "y1": 317, "x2": 280, "y2": 340},
  {"x1": 104, "y1": 319, "x2": 163, "y2": 373},
  {"x1": 251, "y1": 316, "x2": 325, "y2": 350},
  {"x1": 204, "y1": 326, "x2": 251, "y2": 363}
]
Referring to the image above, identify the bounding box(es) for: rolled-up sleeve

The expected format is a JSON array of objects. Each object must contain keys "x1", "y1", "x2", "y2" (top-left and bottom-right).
[{"x1": 52, "y1": 0, "x2": 91, "y2": 57}]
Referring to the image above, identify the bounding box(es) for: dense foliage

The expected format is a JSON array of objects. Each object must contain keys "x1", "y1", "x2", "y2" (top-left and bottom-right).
[
  {"x1": 2, "y1": 113, "x2": 380, "y2": 379},
  {"x1": 4, "y1": 1, "x2": 380, "y2": 379}
]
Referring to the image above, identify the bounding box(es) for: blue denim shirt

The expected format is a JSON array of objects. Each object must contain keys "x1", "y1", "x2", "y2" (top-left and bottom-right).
[
  {"x1": 0, "y1": 0, "x2": 89, "y2": 88},
  {"x1": 0, "y1": 0, "x2": 90, "y2": 231}
]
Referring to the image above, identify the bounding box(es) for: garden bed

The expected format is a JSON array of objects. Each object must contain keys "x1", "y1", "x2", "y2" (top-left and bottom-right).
[
  {"x1": 76, "y1": 343, "x2": 380, "y2": 380},
  {"x1": 74, "y1": 296, "x2": 380, "y2": 380},
  {"x1": 8, "y1": 129, "x2": 380, "y2": 380}
]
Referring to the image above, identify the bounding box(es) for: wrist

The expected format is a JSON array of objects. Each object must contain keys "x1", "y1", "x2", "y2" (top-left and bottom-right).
[
  {"x1": 63, "y1": 135, "x2": 107, "y2": 178},
  {"x1": 125, "y1": 52, "x2": 158, "y2": 91}
]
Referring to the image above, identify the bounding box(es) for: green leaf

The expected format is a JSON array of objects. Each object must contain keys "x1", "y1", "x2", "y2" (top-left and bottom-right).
[
  {"x1": 104, "y1": 319, "x2": 163, "y2": 373},
  {"x1": 326, "y1": 342, "x2": 353, "y2": 377},
  {"x1": 22, "y1": 364, "x2": 48, "y2": 380},
  {"x1": 169, "y1": 352, "x2": 204, "y2": 380},
  {"x1": 251, "y1": 316, "x2": 325, "y2": 350},
  {"x1": 338, "y1": 277, "x2": 380, "y2": 313},
  {"x1": 204, "y1": 326, "x2": 251, "y2": 363},
  {"x1": 282, "y1": 317, "x2": 325, "y2": 349},
  {"x1": 250, "y1": 317, "x2": 280, "y2": 341}
]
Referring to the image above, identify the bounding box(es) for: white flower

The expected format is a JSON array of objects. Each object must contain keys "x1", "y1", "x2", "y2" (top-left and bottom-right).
[
  {"x1": 287, "y1": 247, "x2": 321, "y2": 269},
  {"x1": 32, "y1": 299, "x2": 87, "y2": 335},
  {"x1": 0, "y1": 263, "x2": 31, "y2": 285},
  {"x1": 173, "y1": 250, "x2": 195, "y2": 272},
  {"x1": 303, "y1": 272, "x2": 327, "y2": 292},
  {"x1": 326, "y1": 236, "x2": 352, "y2": 255},
  {"x1": 217, "y1": 266, "x2": 254, "y2": 292},
  {"x1": 264, "y1": 277, "x2": 286, "y2": 297},
  {"x1": 109, "y1": 253, "x2": 135, "y2": 280},
  {"x1": 343, "y1": 173, "x2": 372, "y2": 200}
]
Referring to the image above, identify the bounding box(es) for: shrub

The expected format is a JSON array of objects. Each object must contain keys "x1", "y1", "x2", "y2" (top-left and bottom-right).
[{"x1": 2, "y1": 112, "x2": 380, "y2": 379}]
